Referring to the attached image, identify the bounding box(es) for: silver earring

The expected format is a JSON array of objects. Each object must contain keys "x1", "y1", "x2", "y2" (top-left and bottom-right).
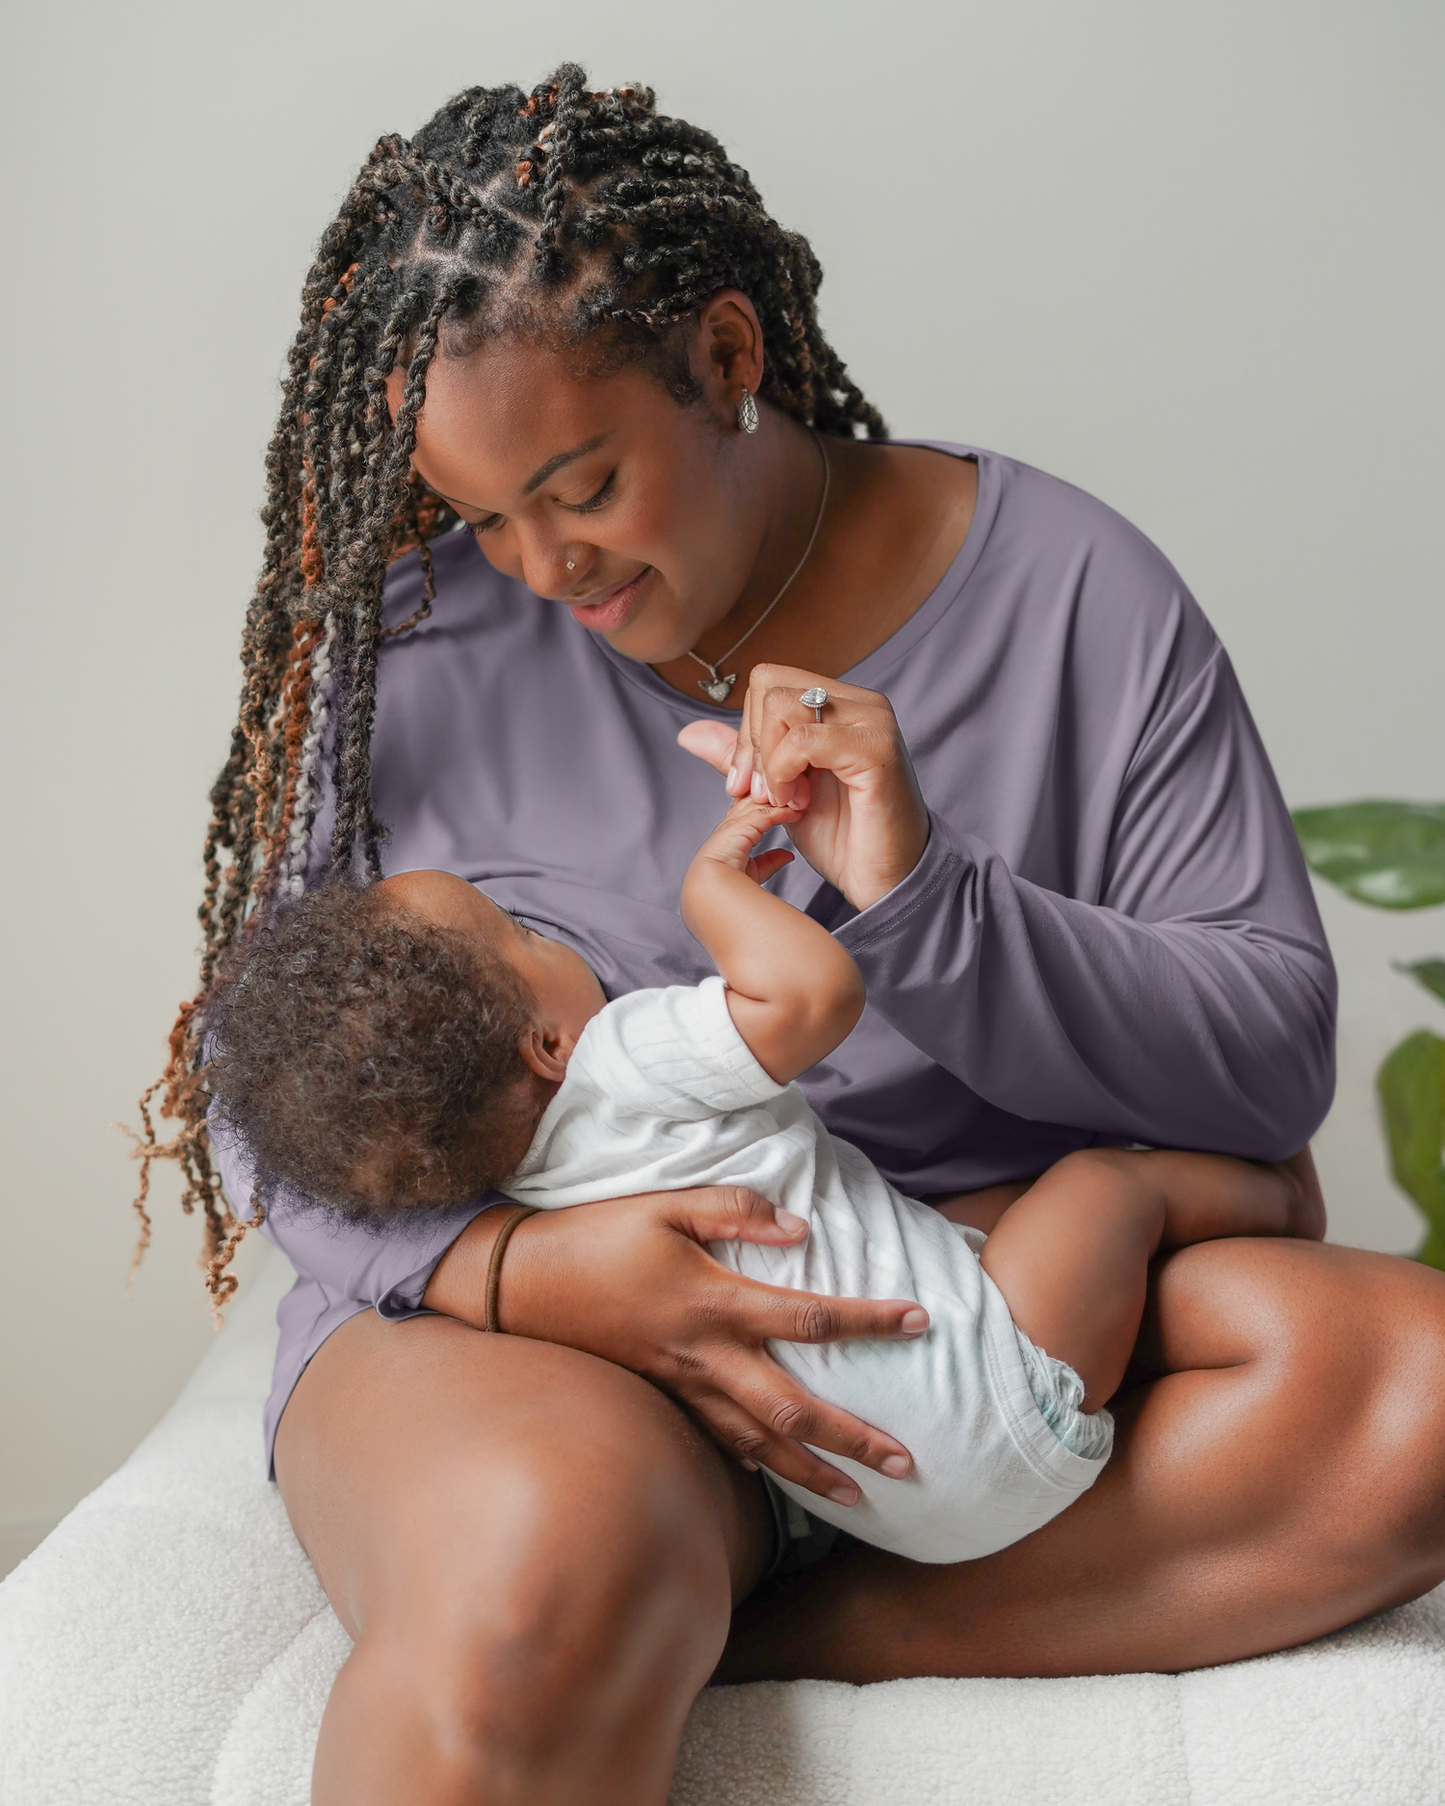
[{"x1": 737, "y1": 387, "x2": 759, "y2": 435}]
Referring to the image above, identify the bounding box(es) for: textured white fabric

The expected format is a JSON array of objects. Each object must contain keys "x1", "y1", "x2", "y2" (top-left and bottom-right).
[
  {"x1": 2, "y1": 1244, "x2": 1444, "y2": 1806},
  {"x1": 509, "y1": 979, "x2": 1110, "y2": 1561}
]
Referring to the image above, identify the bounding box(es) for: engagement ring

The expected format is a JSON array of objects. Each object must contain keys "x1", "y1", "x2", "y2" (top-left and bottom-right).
[{"x1": 800, "y1": 686, "x2": 829, "y2": 722}]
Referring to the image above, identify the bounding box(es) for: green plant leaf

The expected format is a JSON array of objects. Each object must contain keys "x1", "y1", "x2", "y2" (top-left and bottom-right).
[
  {"x1": 1293, "y1": 800, "x2": 1445, "y2": 909},
  {"x1": 1395, "y1": 959, "x2": 1445, "y2": 1007},
  {"x1": 1376, "y1": 1029, "x2": 1445, "y2": 1270}
]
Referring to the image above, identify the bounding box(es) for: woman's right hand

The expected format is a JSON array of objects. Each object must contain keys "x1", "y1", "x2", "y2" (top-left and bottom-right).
[{"x1": 423, "y1": 1188, "x2": 928, "y2": 1505}]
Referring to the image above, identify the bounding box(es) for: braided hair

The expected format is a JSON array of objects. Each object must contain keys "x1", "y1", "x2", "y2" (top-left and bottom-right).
[{"x1": 132, "y1": 66, "x2": 887, "y2": 1306}]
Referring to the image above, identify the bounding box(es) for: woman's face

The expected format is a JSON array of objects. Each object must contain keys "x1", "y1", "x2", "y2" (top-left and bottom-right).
[{"x1": 388, "y1": 304, "x2": 768, "y2": 666}]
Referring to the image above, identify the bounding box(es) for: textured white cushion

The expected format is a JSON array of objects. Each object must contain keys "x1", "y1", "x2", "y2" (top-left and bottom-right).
[{"x1": 3, "y1": 1246, "x2": 1442, "y2": 1805}]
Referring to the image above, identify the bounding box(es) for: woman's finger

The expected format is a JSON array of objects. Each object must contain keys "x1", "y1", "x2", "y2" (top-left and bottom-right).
[
  {"x1": 676, "y1": 719, "x2": 737, "y2": 776},
  {"x1": 684, "y1": 1388, "x2": 867, "y2": 1503},
  {"x1": 760, "y1": 719, "x2": 905, "y2": 793},
  {"x1": 733, "y1": 1272, "x2": 931, "y2": 1344},
  {"x1": 705, "y1": 1350, "x2": 914, "y2": 1481},
  {"x1": 669, "y1": 1183, "x2": 812, "y2": 1246},
  {"x1": 738, "y1": 665, "x2": 831, "y2": 801}
]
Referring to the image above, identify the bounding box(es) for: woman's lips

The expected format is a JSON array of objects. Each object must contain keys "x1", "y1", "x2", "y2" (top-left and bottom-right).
[{"x1": 566, "y1": 567, "x2": 651, "y2": 632}]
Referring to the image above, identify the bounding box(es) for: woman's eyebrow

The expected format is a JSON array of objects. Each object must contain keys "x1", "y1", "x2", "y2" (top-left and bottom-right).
[
  {"x1": 423, "y1": 432, "x2": 614, "y2": 514},
  {"x1": 520, "y1": 432, "x2": 612, "y2": 496}
]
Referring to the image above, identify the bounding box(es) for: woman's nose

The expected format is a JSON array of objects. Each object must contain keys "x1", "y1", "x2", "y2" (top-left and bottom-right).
[{"x1": 520, "y1": 533, "x2": 588, "y2": 597}]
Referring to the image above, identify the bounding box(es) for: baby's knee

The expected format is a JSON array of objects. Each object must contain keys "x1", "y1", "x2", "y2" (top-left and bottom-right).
[{"x1": 1045, "y1": 1147, "x2": 1157, "y2": 1219}]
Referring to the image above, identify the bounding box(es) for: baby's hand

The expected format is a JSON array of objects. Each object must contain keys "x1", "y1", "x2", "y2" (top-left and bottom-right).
[{"x1": 691, "y1": 798, "x2": 801, "y2": 887}]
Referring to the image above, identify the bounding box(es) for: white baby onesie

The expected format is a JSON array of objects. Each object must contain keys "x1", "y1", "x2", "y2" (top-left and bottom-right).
[{"x1": 507, "y1": 977, "x2": 1111, "y2": 1564}]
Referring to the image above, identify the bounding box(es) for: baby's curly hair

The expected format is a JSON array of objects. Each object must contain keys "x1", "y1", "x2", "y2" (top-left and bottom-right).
[{"x1": 205, "y1": 883, "x2": 538, "y2": 1219}]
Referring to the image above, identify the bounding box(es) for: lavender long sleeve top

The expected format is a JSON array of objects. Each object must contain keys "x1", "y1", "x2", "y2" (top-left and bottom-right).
[{"x1": 216, "y1": 446, "x2": 1336, "y2": 1471}]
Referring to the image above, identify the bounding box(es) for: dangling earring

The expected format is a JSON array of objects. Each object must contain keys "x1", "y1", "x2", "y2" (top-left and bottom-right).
[{"x1": 736, "y1": 387, "x2": 759, "y2": 435}]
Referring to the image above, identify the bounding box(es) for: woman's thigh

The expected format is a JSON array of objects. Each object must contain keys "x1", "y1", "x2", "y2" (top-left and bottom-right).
[
  {"x1": 720, "y1": 1239, "x2": 1445, "y2": 1683},
  {"x1": 275, "y1": 1311, "x2": 771, "y2": 1805}
]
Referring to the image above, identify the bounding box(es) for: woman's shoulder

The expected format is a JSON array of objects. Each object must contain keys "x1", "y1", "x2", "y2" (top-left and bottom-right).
[{"x1": 936, "y1": 442, "x2": 1221, "y2": 675}]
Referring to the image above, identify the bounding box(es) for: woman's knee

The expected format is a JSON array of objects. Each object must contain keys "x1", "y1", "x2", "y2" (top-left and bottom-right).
[
  {"x1": 347, "y1": 1445, "x2": 730, "y2": 1781},
  {"x1": 1342, "y1": 1255, "x2": 1445, "y2": 1563},
  {"x1": 288, "y1": 1322, "x2": 744, "y2": 1753},
  {"x1": 1152, "y1": 1240, "x2": 1445, "y2": 1564}
]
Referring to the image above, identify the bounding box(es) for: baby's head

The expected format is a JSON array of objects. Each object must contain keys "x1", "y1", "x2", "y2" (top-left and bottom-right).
[{"x1": 206, "y1": 872, "x2": 605, "y2": 1218}]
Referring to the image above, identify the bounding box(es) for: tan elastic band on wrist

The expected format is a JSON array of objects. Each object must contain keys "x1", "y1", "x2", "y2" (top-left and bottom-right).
[{"x1": 483, "y1": 1204, "x2": 540, "y2": 1333}]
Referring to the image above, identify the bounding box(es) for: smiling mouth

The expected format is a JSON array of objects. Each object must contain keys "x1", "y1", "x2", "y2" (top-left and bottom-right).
[{"x1": 566, "y1": 567, "x2": 652, "y2": 631}]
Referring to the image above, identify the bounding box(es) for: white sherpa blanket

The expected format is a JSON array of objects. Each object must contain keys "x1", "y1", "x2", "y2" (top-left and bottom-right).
[{"x1": 2, "y1": 1247, "x2": 1442, "y2": 1806}]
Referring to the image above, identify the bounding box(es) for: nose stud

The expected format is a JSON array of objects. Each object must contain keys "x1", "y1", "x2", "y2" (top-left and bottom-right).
[{"x1": 566, "y1": 560, "x2": 576, "y2": 571}]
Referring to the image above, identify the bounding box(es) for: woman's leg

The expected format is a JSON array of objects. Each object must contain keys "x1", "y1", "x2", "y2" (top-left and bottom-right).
[
  {"x1": 719, "y1": 1239, "x2": 1445, "y2": 1681},
  {"x1": 274, "y1": 1311, "x2": 771, "y2": 1806}
]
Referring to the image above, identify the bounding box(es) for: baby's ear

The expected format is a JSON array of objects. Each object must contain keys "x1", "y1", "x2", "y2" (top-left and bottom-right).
[{"x1": 518, "y1": 1024, "x2": 568, "y2": 1084}]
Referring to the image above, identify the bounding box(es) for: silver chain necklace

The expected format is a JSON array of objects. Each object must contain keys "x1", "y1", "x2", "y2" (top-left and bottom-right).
[{"x1": 686, "y1": 430, "x2": 831, "y2": 704}]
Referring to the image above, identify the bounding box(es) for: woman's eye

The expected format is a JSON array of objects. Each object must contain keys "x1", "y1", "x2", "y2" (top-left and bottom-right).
[
  {"x1": 469, "y1": 513, "x2": 504, "y2": 536},
  {"x1": 568, "y1": 472, "x2": 617, "y2": 515}
]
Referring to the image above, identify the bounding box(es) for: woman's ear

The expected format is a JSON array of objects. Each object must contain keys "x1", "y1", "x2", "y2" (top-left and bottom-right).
[
  {"x1": 693, "y1": 289, "x2": 765, "y2": 426},
  {"x1": 518, "y1": 1024, "x2": 569, "y2": 1084}
]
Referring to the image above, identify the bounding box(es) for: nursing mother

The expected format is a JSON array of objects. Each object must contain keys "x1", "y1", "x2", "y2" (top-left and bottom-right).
[{"x1": 161, "y1": 70, "x2": 1445, "y2": 1806}]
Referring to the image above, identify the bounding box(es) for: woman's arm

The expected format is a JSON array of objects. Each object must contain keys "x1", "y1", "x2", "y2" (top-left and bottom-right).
[
  {"x1": 215, "y1": 1107, "x2": 923, "y2": 1501},
  {"x1": 424, "y1": 1191, "x2": 926, "y2": 1502},
  {"x1": 682, "y1": 651, "x2": 1335, "y2": 1161}
]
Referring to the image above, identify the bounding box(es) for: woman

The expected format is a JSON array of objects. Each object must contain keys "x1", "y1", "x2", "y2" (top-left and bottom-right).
[{"x1": 144, "y1": 68, "x2": 1445, "y2": 1806}]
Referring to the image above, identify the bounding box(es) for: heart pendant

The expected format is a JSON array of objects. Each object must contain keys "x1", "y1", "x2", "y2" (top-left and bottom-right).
[{"x1": 700, "y1": 674, "x2": 737, "y2": 704}]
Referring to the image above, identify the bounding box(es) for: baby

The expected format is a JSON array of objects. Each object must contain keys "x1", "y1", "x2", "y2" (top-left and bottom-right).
[{"x1": 210, "y1": 798, "x2": 1320, "y2": 1564}]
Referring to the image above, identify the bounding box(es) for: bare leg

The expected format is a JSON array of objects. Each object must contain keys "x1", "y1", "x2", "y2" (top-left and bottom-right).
[
  {"x1": 925, "y1": 1179, "x2": 1032, "y2": 1236},
  {"x1": 275, "y1": 1312, "x2": 771, "y2": 1806},
  {"x1": 980, "y1": 1147, "x2": 1320, "y2": 1407},
  {"x1": 719, "y1": 1239, "x2": 1445, "y2": 1682}
]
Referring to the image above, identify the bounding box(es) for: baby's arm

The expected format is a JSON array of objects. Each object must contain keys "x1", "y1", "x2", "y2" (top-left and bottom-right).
[{"x1": 681, "y1": 799, "x2": 866, "y2": 1084}]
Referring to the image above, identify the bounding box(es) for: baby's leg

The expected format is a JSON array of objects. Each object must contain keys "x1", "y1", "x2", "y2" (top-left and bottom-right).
[{"x1": 979, "y1": 1149, "x2": 1319, "y2": 1411}]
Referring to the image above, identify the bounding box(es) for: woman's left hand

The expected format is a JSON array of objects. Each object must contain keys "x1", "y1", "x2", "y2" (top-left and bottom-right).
[{"x1": 678, "y1": 664, "x2": 930, "y2": 911}]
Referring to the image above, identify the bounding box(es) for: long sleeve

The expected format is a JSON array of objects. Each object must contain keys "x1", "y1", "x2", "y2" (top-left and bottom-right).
[{"x1": 836, "y1": 644, "x2": 1336, "y2": 1161}]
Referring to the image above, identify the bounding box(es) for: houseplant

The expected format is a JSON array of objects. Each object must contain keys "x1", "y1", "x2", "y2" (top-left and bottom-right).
[{"x1": 1293, "y1": 800, "x2": 1445, "y2": 1269}]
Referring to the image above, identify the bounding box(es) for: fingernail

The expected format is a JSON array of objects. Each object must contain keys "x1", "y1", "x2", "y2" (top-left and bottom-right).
[
  {"x1": 880, "y1": 1454, "x2": 910, "y2": 1479},
  {"x1": 828, "y1": 1484, "x2": 860, "y2": 1506},
  {"x1": 751, "y1": 771, "x2": 765, "y2": 801},
  {"x1": 775, "y1": 1209, "x2": 808, "y2": 1237},
  {"x1": 740, "y1": 1458, "x2": 760, "y2": 1472},
  {"x1": 900, "y1": 1308, "x2": 929, "y2": 1336}
]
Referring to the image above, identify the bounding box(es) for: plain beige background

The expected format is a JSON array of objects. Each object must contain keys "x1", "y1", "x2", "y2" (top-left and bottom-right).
[{"x1": 2, "y1": 0, "x2": 1442, "y2": 1575}]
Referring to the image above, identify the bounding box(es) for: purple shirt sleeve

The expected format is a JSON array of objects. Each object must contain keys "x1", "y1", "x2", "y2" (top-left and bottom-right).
[
  {"x1": 212, "y1": 1114, "x2": 498, "y2": 1318},
  {"x1": 836, "y1": 645, "x2": 1335, "y2": 1161}
]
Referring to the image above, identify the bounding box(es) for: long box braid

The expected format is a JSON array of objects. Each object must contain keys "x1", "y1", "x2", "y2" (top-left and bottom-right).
[{"x1": 133, "y1": 65, "x2": 888, "y2": 1310}]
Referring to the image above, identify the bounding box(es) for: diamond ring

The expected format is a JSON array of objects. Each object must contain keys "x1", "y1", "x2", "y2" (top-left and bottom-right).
[{"x1": 799, "y1": 686, "x2": 829, "y2": 722}]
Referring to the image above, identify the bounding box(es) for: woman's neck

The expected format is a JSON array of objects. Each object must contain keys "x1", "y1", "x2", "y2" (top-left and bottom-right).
[{"x1": 647, "y1": 436, "x2": 979, "y2": 707}]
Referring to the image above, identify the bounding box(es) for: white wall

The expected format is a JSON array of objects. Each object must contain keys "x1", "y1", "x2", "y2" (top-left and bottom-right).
[{"x1": 2, "y1": 0, "x2": 1441, "y2": 1572}]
